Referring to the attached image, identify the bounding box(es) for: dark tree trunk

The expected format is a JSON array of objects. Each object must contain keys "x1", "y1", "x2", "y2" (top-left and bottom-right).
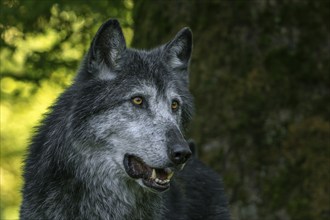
[{"x1": 132, "y1": 1, "x2": 330, "y2": 219}]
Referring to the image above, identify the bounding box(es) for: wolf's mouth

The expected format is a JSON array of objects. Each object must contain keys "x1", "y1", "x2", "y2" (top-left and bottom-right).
[{"x1": 123, "y1": 154, "x2": 174, "y2": 192}]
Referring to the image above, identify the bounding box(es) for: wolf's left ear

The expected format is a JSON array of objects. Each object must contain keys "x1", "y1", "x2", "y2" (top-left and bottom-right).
[
  {"x1": 87, "y1": 19, "x2": 126, "y2": 78},
  {"x1": 164, "y1": 27, "x2": 192, "y2": 70}
]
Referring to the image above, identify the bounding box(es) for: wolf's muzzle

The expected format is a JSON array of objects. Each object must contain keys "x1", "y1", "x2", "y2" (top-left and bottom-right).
[{"x1": 166, "y1": 129, "x2": 192, "y2": 165}]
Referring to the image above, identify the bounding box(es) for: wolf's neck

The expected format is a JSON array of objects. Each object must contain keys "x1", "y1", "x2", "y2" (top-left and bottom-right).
[{"x1": 78, "y1": 177, "x2": 163, "y2": 219}]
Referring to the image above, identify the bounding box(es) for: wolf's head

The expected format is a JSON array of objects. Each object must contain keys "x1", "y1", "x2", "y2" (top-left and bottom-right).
[{"x1": 70, "y1": 19, "x2": 193, "y2": 193}]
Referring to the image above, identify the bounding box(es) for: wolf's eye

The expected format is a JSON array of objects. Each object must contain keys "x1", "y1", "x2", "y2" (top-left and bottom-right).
[
  {"x1": 132, "y1": 96, "x2": 143, "y2": 106},
  {"x1": 171, "y1": 100, "x2": 179, "y2": 111}
]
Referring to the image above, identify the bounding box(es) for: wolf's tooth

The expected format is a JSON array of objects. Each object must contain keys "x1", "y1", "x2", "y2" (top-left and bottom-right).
[
  {"x1": 180, "y1": 163, "x2": 186, "y2": 171},
  {"x1": 151, "y1": 169, "x2": 156, "y2": 179},
  {"x1": 167, "y1": 171, "x2": 174, "y2": 180}
]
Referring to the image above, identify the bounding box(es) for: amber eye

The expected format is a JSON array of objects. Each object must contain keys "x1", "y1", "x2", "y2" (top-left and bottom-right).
[
  {"x1": 171, "y1": 100, "x2": 179, "y2": 111},
  {"x1": 132, "y1": 97, "x2": 143, "y2": 105}
]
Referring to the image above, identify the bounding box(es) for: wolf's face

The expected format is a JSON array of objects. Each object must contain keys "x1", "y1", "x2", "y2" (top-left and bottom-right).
[{"x1": 71, "y1": 20, "x2": 193, "y2": 192}]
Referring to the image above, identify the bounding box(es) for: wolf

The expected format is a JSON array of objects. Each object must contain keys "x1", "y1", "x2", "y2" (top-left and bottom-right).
[{"x1": 20, "y1": 19, "x2": 230, "y2": 220}]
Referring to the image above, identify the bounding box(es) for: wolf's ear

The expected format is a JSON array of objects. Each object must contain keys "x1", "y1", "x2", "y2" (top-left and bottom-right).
[
  {"x1": 164, "y1": 27, "x2": 192, "y2": 70},
  {"x1": 87, "y1": 19, "x2": 126, "y2": 78}
]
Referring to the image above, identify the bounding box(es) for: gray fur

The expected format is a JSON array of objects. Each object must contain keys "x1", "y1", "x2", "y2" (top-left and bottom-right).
[{"x1": 20, "y1": 19, "x2": 230, "y2": 220}]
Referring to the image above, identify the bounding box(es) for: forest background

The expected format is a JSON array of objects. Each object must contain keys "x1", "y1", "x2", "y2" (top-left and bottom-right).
[{"x1": 1, "y1": 0, "x2": 329, "y2": 219}]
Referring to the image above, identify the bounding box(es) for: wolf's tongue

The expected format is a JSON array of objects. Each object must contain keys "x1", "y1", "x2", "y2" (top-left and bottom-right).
[
  {"x1": 125, "y1": 154, "x2": 174, "y2": 182},
  {"x1": 155, "y1": 169, "x2": 168, "y2": 180}
]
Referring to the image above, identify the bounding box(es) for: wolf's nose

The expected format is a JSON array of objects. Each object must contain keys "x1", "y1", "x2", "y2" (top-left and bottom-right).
[{"x1": 169, "y1": 144, "x2": 192, "y2": 165}]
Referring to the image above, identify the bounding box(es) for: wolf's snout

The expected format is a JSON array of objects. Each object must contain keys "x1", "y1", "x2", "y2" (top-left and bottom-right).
[
  {"x1": 166, "y1": 129, "x2": 192, "y2": 165},
  {"x1": 168, "y1": 144, "x2": 192, "y2": 165}
]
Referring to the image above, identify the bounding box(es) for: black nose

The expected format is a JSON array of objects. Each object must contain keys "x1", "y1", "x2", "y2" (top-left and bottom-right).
[{"x1": 169, "y1": 144, "x2": 192, "y2": 165}]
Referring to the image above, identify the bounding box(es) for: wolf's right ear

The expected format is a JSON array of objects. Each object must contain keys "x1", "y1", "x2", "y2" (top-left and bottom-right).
[
  {"x1": 163, "y1": 27, "x2": 193, "y2": 70},
  {"x1": 87, "y1": 19, "x2": 126, "y2": 79}
]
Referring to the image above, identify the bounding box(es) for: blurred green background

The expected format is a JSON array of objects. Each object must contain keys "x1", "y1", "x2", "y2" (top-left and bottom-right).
[{"x1": 0, "y1": 0, "x2": 329, "y2": 219}]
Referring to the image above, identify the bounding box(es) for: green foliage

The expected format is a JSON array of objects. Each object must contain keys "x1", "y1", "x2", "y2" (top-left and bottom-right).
[{"x1": 0, "y1": 0, "x2": 133, "y2": 218}]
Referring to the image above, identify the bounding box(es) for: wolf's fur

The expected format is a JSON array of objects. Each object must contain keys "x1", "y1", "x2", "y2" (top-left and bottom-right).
[{"x1": 20, "y1": 19, "x2": 230, "y2": 219}]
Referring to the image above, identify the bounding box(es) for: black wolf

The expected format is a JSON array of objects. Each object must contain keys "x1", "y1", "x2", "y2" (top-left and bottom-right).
[{"x1": 20, "y1": 19, "x2": 230, "y2": 220}]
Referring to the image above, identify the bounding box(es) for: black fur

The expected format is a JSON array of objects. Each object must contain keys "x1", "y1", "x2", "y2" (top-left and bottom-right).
[{"x1": 164, "y1": 158, "x2": 230, "y2": 220}]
